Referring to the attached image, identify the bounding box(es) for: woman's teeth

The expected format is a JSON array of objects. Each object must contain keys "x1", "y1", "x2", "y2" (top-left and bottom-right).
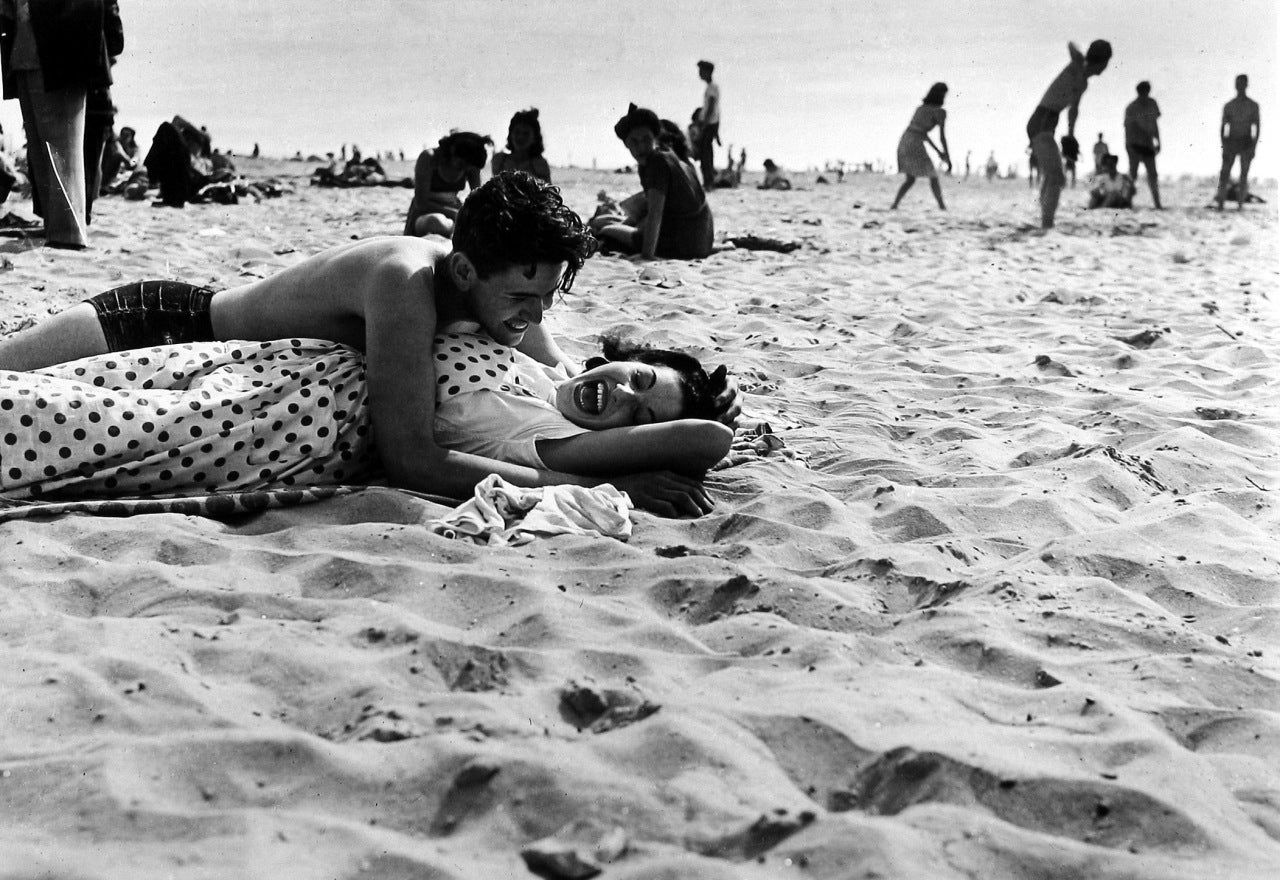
[{"x1": 577, "y1": 381, "x2": 607, "y2": 414}]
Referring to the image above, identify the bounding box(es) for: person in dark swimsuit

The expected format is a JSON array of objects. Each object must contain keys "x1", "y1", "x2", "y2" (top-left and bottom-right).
[
  {"x1": 594, "y1": 103, "x2": 714, "y2": 260},
  {"x1": 404, "y1": 131, "x2": 491, "y2": 237}
]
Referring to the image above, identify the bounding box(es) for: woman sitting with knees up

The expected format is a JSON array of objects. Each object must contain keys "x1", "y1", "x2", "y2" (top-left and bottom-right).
[
  {"x1": 404, "y1": 130, "x2": 492, "y2": 237},
  {"x1": 594, "y1": 103, "x2": 714, "y2": 260}
]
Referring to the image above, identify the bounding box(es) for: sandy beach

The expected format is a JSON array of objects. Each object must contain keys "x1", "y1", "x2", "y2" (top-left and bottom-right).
[{"x1": 1, "y1": 161, "x2": 1277, "y2": 879}]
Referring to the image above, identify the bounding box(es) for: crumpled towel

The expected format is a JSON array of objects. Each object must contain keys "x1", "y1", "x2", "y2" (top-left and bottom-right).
[{"x1": 429, "y1": 474, "x2": 633, "y2": 545}]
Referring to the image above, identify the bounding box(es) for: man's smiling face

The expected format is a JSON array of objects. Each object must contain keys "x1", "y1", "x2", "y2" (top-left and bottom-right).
[{"x1": 464, "y1": 261, "x2": 567, "y2": 347}]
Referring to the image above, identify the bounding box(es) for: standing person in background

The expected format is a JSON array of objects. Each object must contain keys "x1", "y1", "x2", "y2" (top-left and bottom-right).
[
  {"x1": 1092, "y1": 132, "x2": 1108, "y2": 173},
  {"x1": 491, "y1": 108, "x2": 551, "y2": 182},
  {"x1": 1214, "y1": 74, "x2": 1261, "y2": 211},
  {"x1": 0, "y1": 0, "x2": 123, "y2": 249},
  {"x1": 890, "y1": 82, "x2": 951, "y2": 210},
  {"x1": 695, "y1": 60, "x2": 720, "y2": 189},
  {"x1": 1123, "y1": 81, "x2": 1162, "y2": 209},
  {"x1": 1026, "y1": 40, "x2": 1112, "y2": 229}
]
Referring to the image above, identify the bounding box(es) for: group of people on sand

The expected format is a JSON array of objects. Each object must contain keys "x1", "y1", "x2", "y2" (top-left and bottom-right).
[
  {"x1": 405, "y1": 91, "x2": 716, "y2": 261},
  {"x1": 0, "y1": 172, "x2": 739, "y2": 518},
  {"x1": 889, "y1": 41, "x2": 1262, "y2": 227}
]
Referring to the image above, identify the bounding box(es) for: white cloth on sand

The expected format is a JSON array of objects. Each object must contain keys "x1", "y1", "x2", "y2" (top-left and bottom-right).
[{"x1": 429, "y1": 474, "x2": 633, "y2": 546}]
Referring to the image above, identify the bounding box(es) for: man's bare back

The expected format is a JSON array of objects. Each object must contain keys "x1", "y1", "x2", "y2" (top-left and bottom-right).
[{"x1": 212, "y1": 237, "x2": 446, "y2": 349}]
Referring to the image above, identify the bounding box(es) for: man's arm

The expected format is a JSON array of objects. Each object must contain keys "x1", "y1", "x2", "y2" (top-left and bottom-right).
[
  {"x1": 1253, "y1": 104, "x2": 1261, "y2": 146},
  {"x1": 1067, "y1": 97, "x2": 1081, "y2": 137},
  {"x1": 515, "y1": 322, "x2": 579, "y2": 375}
]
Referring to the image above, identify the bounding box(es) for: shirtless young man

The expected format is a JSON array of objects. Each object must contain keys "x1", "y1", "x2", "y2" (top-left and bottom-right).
[
  {"x1": 1215, "y1": 74, "x2": 1261, "y2": 210},
  {"x1": 0, "y1": 172, "x2": 732, "y2": 516},
  {"x1": 1026, "y1": 39, "x2": 1112, "y2": 229}
]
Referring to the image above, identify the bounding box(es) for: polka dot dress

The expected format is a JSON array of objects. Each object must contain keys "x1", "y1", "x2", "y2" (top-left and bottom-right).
[
  {"x1": 1, "y1": 339, "x2": 375, "y2": 500},
  {"x1": 433, "y1": 331, "x2": 549, "y2": 404}
]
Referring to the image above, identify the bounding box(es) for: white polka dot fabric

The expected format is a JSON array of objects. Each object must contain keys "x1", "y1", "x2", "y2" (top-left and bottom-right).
[
  {"x1": 1, "y1": 339, "x2": 374, "y2": 500},
  {"x1": 433, "y1": 332, "x2": 539, "y2": 403}
]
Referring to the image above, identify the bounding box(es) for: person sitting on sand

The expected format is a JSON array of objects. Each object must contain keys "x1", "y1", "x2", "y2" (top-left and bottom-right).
[
  {"x1": 403, "y1": 131, "x2": 491, "y2": 237},
  {"x1": 594, "y1": 104, "x2": 714, "y2": 261},
  {"x1": 1087, "y1": 153, "x2": 1134, "y2": 209},
  {"x1": 1027, "y1": 40, "x2": 1112, "y2": 228},
  {"x1": 491, "y1": 108, "x2": 551, "y2": 183},
  {"x1": 758, "y1": 159, "x2": 791, "y2": 190},
  {"x1": 891, "y1": 82, "x2": 951, "y2": 210},
  {"x1": 0, "y1": 331, "x2": 734, "y2": 504},
  {"x1": 0, "y1": 171, "x2": 737, "y2": 516}
]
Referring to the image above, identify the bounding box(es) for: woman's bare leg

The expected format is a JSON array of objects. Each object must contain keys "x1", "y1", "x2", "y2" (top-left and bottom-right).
[
  {"x1": 0, "y1": 303, "x2": 108, "y2": 371},
  {"x1": 929, "y1": 177, "x2": 946, "y2": 210},
  {"x1": 595, "y1": 223, "x2": 643, "y2": 253},
  {"x1": 411, "y1": 213, "x2": 455, "y2": 237},
  {"x1": 891, "y1": 175, "x2": 916, "y2": 208}
]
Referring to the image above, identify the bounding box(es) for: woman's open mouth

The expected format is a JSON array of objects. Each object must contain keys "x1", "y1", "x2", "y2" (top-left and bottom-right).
[{"x1": 574, "y1": 380, "x2": 608, "y2": 415}]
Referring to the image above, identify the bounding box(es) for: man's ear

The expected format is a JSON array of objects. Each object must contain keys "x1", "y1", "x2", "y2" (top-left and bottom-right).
[
  {"x1": 583, "y1": 356, "x2": 609, "y2": 371},
  {"x1": 449, "y1": 253, "x2": 477, "y2": 291}
]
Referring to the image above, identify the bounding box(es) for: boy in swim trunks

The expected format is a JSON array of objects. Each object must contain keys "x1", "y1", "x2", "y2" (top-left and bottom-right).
[
  {"x1": 0, "y1": 172, "x2": 736, "y2": 517},
  {"x1": 1215, "y1": 74, "x2": 1261, "y2": 210},
  {"x1": 1026, "y1": 39, "x2": 1112, "y2": 229}
]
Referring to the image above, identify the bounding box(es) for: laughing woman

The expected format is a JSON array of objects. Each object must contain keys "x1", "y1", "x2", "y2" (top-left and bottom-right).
[{"x1": 0, "y1": 331, "x2": 734, "y2": 508}]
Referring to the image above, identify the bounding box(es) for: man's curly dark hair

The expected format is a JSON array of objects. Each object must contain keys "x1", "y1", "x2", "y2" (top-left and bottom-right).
[
  {"x1": 453, "y1": 171, "x2": 597, "y2": 293},
  {"x1": 591, "y1": 334, "x2": 731, "y2": 421}
]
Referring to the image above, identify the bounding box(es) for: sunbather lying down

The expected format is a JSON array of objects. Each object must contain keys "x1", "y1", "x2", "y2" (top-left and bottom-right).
[{"x1": 0, "y1": 331, "x2": 734, "y2": 514}]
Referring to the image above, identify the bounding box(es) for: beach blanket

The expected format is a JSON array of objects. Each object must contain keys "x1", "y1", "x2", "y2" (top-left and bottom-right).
[
  {"x1": 429, "y1": 474, "x2": 633, "y2": 546},
  {"x1": 0, "y1": 485, "x2": 361, "y2": 522}
]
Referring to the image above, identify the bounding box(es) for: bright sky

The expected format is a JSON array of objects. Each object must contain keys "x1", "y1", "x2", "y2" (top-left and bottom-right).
[{"x1": 2, "y1": 0, "x2": 1274, "y2": 177}]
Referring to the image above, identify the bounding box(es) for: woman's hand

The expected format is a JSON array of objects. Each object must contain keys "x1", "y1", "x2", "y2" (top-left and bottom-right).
[
  {"x1": 609, "y1": 471, "x2": 715, "y2": 517},
  {"x1": 711, "y1": 372, "x2": 743, "y2": 429}
]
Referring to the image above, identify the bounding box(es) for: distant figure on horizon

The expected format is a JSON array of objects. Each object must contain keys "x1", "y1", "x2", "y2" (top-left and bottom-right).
[
  {"x1": 491, "y1": 108, "x2": 551, "y2": 183},
  {"x1": 891, "y1": 82, "x2": 951, "y2": 210},
  {"x1": 1027, "y1": 40, "x2": 1112, "y2": 228},
  {"x1": 595, "y1": 103, "x2": 713, "y2": 260},
  {"x1": 1087, "y1": 153, "x2": 1134, "y2": 209},
  {"x1": 758, "y1": 158, "x2": 791, "y2": 190},
  {"x1": 1061, "y1": 134, "x2": 1079, "y2": 188},
  {"x1": 695, "y1": 60, "x2": 721, "y2": 189},
  {"x1": 985, "y1": 151, "x2": 998, "y2": 181},
  {"x1": 1124, "y1": 81, "x2": 1163, "y2": 209},
  {"x1": 252, "y1": 142, "x2": 260, "y2": 158},
  {"x1": 1214, "y1": 74, "x2": 1261, "y2": 210},
  {"x1": 964, "y1": 150, "x2": 971, "y2": 180},
  {"x1": 1026, "y1": 146, "x2": 1040, "y2": 189},
  {"x1": 1092, "y1": 132, "x2": 1108, "y2": 174},
  {"x1": 404, "y1": 131, "x2": 491, "y2": 237}
]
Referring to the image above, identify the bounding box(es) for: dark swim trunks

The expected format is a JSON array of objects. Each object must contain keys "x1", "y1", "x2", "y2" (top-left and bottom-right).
[
  {"x1": 1026, "y1": 106, "x2": 1061, "y2": 141},
  {"x1": 84, "y1": 280, "x2": 219, "y2": 351}
]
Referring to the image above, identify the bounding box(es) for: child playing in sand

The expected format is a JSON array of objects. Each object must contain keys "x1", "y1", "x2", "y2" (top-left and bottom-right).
[
  {"x1": 594, "y1": 104, "x2": 714, "y2": 260},
  {"x1": 0, "y1": 333, "x2": 734, "y2": 504},
  {"x1": 403, "y1": 131, "x2": 492, "y2": 237},
  {"x1": 491, "y1": 109, "x2": 551, "y2": 183},
  {"x1": 1027, "y1": 40, "x2": 1112, "y2": 228},
  {"x1": 0, "y1": 172, "x2": 737, "y2": 516},
  {"x1": 891, "y1": 82, "x2": 951, "y2": 210}
]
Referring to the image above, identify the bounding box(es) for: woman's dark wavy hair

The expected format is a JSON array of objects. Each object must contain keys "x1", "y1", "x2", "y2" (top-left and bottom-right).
[
  {"x1": 506, "y1": 108, "x2": 545, "y2": 157},
  {"x1": 453, "y1": 171, "x2": 596, "y2": 293},
  {"x1": 438, "y1": 131, "x2": 493, "y2": 168},
  {"x1": 588, "y1": 334, "x2": 730, "y2": 421},
  {"x1": 613, "y1": 103, "x2": 661, "y2": 140},
  {"x1": 923, "y1": 82, "x2": 948, "y2": 106}
]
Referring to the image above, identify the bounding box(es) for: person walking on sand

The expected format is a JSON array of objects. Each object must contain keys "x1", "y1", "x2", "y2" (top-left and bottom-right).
[
  {"x1": 1026, "y1": 40, "x2": 1112, "y2": 229},
  {"x1": 1214, "y1": 74, "x2": 1260, "y2": 210},
  {"x1": 695, "y1": 60, "x2": 720, "y2": 189},
  {"x1": 891, "y1": 82, "x2": 951, "y2": 210},
  {"x1": 1123, "y1": 81, "x2": 1163, "y2": 209}
]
